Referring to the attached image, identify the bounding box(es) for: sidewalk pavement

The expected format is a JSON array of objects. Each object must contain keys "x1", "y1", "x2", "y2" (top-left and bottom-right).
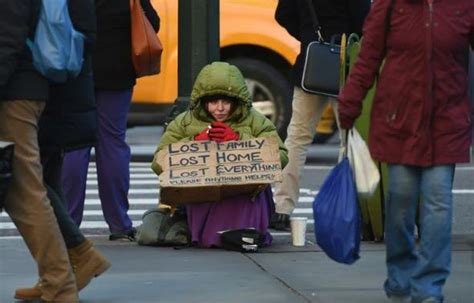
[{"x1": 1, "y1": 234, "x2": 473, "y2": 303}]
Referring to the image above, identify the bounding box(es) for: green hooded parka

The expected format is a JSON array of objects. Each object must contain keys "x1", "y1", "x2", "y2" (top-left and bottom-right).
[{"x1": 152, "y1": 62, "x2": 288, "y2": 175}]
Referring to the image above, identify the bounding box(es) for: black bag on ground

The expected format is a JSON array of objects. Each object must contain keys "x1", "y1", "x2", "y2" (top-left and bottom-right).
[
  {"x1": 219, "y1": 228, "x2": 266, "y2": 253},
  {"x1": 0, "y1": 142, "x2": 14, "y2": 211},
  {"x1": 136, "y1": 207, "x2": 190, "y2": 246}
]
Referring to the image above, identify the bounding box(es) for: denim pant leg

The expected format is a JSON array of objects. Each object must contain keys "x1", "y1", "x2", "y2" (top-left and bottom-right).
[
  {"x1": 41, "y1": 149, "x2": 86, "y2": 248},
  {"x1": 411, "y1": 165, "x2": 454, "y2": 303},
  {"x1": 95, "y1": 89, "x2": 133, "y2": 233},
  {"x1": 384, "y1": 165, "x2": 420, "y2": 297},
  {"x1": 62, "y1": 147, "x2": 92, "y2": 226},
  {"x1": 273, "y1": 87, "x2": 333, "y2": 215}
]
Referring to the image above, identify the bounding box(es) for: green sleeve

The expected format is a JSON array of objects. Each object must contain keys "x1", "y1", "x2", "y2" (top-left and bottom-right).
[{"x1": 150, "y1": 115, "x2": 194, "y2": 175}]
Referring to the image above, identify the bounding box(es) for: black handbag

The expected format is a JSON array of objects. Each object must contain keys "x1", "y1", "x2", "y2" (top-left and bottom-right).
[
  {"x1": 301, "y1": 0, "x2": 342, "y2": 97},
  {"x1": 0, "y1": 142, "x2": 14, "y2": 211}
]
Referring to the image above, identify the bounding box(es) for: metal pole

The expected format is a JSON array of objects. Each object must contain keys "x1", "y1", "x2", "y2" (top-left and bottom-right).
[{"x1": 166, "y1": 0, "x2": 220, "y2": 124}]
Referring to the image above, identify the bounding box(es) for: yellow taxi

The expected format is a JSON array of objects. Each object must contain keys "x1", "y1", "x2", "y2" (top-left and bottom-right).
[{"x1": 129, "y1": 0, "x2": 300, "y2": 136}]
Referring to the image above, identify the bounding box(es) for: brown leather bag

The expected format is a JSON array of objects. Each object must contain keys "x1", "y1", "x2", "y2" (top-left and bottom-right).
[{"x1": 130, "y1": 0, "x2": 162, "y2": 77}]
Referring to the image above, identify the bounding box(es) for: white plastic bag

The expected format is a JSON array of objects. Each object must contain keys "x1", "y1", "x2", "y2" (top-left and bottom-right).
[{"x1": 347, "y1": 129, "x2": 380, "y2": 197}]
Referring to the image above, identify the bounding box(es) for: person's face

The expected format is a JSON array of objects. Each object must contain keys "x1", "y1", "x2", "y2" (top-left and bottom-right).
[{"x1": 204, "y1": 98, "x2": 233, "y2": 121}]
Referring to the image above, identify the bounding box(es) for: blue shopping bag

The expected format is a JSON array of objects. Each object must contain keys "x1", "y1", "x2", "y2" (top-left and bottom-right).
[{"x1": 313, "y1": 157, "x2": 361, "y2": 264}]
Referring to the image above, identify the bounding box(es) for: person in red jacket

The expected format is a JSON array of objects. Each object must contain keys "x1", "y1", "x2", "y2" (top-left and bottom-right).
[{"x1": 338, "y1": 0, "x2": 473, "y2": 302}]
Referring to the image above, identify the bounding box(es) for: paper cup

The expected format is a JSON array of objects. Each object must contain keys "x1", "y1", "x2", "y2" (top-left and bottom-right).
[{"x1": 290, "y1": 217, "x2": 307, "y2": 246}]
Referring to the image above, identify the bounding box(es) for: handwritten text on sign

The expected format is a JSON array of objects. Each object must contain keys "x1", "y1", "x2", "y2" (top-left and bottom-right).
[{"x1": 157, "y1": 137, "x2": 282, "y2": 187}]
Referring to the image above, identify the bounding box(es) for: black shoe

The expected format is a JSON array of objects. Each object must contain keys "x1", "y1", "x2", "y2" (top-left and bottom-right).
[
  {"x1": 109, "y1": 227, "x2": 137, "y2": 241},
  {"x1": 269, "y1": 213, "x2": 290, "y2": 231}
]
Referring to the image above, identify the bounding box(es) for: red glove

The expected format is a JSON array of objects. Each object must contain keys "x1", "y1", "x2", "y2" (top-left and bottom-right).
[
  {"x1": 194, "y1": 127, "x2": 210, "y2": 141},
  {"x1": 208, "y1": 121, "x2": 240, "y2": 142}
]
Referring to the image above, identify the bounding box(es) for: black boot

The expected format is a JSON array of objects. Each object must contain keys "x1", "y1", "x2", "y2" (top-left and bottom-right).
[{"x1": 269, "y1": 213, "x2": 290, "y2": 231}]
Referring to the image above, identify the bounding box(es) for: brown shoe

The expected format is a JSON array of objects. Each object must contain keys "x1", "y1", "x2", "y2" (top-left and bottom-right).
[
  {"x1": 68, "y1": 239, "x2": 111, "y2": 291},
  {"x1": 15, "y1": 282, "x2": 42, "y2": 300}
]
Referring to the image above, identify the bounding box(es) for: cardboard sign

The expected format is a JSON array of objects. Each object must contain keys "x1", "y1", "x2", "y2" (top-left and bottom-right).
[{"x1": 156, "y1": 137, "x2": 282, "y2": 205}]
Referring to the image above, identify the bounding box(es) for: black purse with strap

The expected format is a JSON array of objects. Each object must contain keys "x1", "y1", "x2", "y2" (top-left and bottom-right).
[
  {"x1": 301, "y1": 0, "x2": 395, "y2": 97},
  {"x1": 300, "y1": 0, "x2": 342, "y2": 97}
]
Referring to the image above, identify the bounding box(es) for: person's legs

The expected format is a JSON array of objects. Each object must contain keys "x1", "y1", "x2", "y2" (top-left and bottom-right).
[
  {"x1": 384, "y1": 164, "x2": 420, "y2": 299},
  {"x1": 42, "y1": 149, "x2": 85, "y2": 248},
  {"x1": 411, "y1": 165, "x2": 454, "y2": 303},
  {"x1": 95, "y1": 89, "x2": 134, "y2": 236},
  {"x1": 62, "y1": 147, "x2": 92, "y2": 226},
  {"x1": 273, "y1": 87, "x2": 330, "y2": 216},
  {"x1": 37, "y1": 149, "x2": 110, "y2": 292},
  {"x1": 0, "y1": 100, "x2": 77, "y2": 302}
]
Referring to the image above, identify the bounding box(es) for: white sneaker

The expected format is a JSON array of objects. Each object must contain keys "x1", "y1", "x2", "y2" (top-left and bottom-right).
[{"x1": 390, "y1": 296, "x2": 411, "y2": 303}]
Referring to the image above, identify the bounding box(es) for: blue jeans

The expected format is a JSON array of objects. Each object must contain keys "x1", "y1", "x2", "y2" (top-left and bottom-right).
[{"x1": 384, "y1": 165, "x2": 454, "y2": 303}]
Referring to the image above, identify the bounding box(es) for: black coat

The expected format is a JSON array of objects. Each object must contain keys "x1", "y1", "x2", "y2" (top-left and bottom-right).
[
  {"x1": 93, "y1": 0, "x2": 160, "y2": 90},
  {"x1": 39, "y1": 0, "x2": 98, "y2": 151},
  {"x1": 0, "y1": 0, "x2": 48, "y2": 102},
  {"x1": 275, "y1": 0, "x2": 370, "y2": 87}
]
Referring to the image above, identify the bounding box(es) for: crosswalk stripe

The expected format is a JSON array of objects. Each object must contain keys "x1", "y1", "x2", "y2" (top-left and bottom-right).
[
  {"x1": 0, "y1": 221, "x2": 142, "y2": 229},
  {"x1": 82, "y1": 198, "x2": 158, "y2": 205},
  {"x1": 88, "y1": 168, "x2": 154, "y2": 173},
  {"x1": 87, "y1": 173, "x2": 157, "y2": 179},
  {"x1": 82, "y1": 186, "x2": 474, "y2": 195},
  {"x1": 87, "y1": 180, "x2": 158, "y2": 185},
  {"x1": 86, "y1": 189, "x2": 159, "y2": 195},
  {"x1": 70, "y1": 197, "x2": 314, "y2": 206},
  {"x1": 1, "y1": 161, "x2": 472, "y2": 235},
  {"x1": 0, "y1": 218, "x2": 317, "y2": 230}
]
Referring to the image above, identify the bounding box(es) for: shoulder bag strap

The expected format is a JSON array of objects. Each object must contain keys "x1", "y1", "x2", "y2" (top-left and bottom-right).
[{"x1": 304, "y1": 0, "x2": 324, "y2": 42}]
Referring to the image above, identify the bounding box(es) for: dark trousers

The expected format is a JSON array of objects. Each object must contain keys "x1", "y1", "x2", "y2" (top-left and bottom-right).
[
  {"x1": 41, "y1": 148, "x2": 85, "y2": 248},
  {"x1": 62, "y1": 89, "x2": 133, "y2": 233}
]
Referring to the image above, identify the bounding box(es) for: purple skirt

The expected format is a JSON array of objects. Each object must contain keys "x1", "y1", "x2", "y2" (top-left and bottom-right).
[{"x1": 186, "y1": 186, "x2": 274, "y2": 248}]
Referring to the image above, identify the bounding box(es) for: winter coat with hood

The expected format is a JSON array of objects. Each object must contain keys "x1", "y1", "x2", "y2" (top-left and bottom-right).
[
  {"x1": 0, "y1": 0, "x2": 47, "y2": 102},
  {"x1": 93, "y1": 0, "x2": 160, "y2": 90},
  {"x1": 275, "y1": 0, "x2": 370, "y2": 87},
  {"x1": 338, "y1": 0, "x2": 474, "y2": 166},
  {"x1": 152, "y1": 62, "x2": 288, "y2": 175},
  {"x1": 39, "y1": 0, "x2": 98, "y2": 152}
]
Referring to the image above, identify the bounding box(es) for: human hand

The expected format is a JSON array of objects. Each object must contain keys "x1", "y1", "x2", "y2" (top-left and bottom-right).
[
  {"x1": 339, "y1": 114, "x2": 355, "y2": 130},
  {"x1": 208, "y1": 121, "x2": 240, "y2": 142},
  {"x1": 194, "y1": 127, "x2": 210, "y2": 141}
]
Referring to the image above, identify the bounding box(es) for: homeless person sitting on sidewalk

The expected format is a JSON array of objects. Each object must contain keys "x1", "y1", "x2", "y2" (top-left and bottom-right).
[{"x1": 151, "y1": 62, "x2": 288, "y2": 248}]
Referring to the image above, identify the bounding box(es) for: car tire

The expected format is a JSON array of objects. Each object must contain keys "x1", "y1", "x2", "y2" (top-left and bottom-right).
[{"x1": 227, "y1": 58, "x2": 292, "y2": 139}]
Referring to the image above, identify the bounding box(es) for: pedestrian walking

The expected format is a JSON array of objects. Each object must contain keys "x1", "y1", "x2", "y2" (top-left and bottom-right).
[
  {"x1": 0, "y1": 0, "x2": 77, "y2": 301},
  {"x1": 152, "y1": 62, "x2": 288, "y2": 248},
  {"x1": 14, "y1": 1, "x2": 111, "y2": 300},
  {"x1": 271, "y1": 0, "x2": 370, "y2": 230},
  {"x1": 338, "y1": 0, "x2": 473, "y2": 302},
  {"x1": 61, "y1": 0, "x2": 160, "y2": 241}
]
